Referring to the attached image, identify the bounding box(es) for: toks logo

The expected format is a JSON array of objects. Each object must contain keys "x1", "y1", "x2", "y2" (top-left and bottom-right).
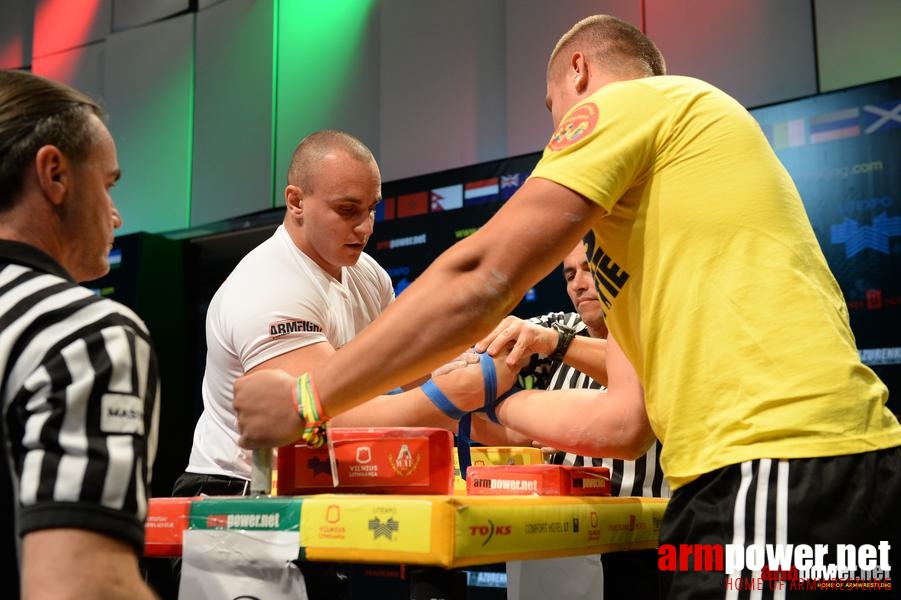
[{"x1": 469, "y1": 520, "x2": 512, "y2": 547}]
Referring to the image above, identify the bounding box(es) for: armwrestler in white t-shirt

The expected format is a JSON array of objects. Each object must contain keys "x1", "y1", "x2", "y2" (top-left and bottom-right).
[{"x1": 176, "y1": 130, "x2": 523, "y2": 493}]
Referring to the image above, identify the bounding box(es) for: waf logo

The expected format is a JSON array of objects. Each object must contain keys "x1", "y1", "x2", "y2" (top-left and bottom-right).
[
  {"x1": 548, "y1": 102, "x2": 599, "y2": 150},
  {"x1": 389, "y1": 443, "x2": 421, "y2": 477},
  {"x1": 469, "y1": 520, "x2": 512, "y2": 547}
]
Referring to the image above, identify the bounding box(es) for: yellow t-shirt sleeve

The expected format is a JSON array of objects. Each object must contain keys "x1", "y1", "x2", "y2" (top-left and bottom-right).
[{"x1": 530, "y1": 80, "x2": 671, "y2": 213}]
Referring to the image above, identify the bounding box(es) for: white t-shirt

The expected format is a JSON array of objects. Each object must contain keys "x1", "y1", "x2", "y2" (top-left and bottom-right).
[{"x1": 186, "y1": 225, "x2": 394, "y2": 479}]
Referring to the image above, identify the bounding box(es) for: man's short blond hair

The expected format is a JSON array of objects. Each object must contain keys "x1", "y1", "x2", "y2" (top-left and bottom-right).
[
  {"x1": 288, "y1": 130, "x2": 377, "y2": 192},
  {"x1": 547, "y1": 15, "x2": 665, "y2": 81}
]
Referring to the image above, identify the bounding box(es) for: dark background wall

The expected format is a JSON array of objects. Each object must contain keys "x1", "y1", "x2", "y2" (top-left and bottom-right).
[{"x1": 1, "y1": 0, "x2": 899, "y2": 234}]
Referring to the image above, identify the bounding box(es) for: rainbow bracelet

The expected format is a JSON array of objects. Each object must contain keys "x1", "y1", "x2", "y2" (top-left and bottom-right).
[{"x1": 295, "y1": 372, "x2": 330, "y2": 448}]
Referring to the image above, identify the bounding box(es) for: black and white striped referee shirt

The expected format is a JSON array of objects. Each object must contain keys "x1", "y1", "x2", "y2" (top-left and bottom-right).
[
  {"x1": 0, "y1": 240, "x2": 160, "y2": 552},
  {"x1": 525, "y1": 312, "x2": 669, "y2": 499}
]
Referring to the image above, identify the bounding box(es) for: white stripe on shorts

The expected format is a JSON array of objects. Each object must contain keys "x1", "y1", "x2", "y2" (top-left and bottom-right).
[{"x1": 727, "y1": 459, "x2": 790, "y2": 600}]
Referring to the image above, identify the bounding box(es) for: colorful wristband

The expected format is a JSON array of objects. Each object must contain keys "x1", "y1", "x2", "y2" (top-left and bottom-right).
[{"x1": 295, "y1": 372, "x2": 330, "y2": 448}]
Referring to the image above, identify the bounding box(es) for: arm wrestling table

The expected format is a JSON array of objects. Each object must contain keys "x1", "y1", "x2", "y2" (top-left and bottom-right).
[{"x1": 146, "y1": 494, "x2": 667, "y2": 599}]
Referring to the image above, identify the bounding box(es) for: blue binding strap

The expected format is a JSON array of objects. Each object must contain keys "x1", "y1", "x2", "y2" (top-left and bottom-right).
[
  {"x1": 485, "y1": 386, "x2": 522, "y2": 424},
  {"x1": 424, "y1": 352, "x2": 524, "y2": 480},
  {"x1": 421, "y1": 379, "x2": 466, "y2": 420},
  {"x1": 457, "y1": 352, "x2": 500, "y2": 479}
]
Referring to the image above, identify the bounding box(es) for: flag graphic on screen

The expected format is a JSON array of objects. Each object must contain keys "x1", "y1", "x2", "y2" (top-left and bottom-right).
[
  {"x1": 862, "y1": 100, "x2": 901, "y2": 135},
  {"x1": 500, "y1": 173, "x2": 526, "y2": 200},
  {"x1": 430, "y1": 184, "x2": 463, "y2": 212},
  {"x1": 374, "y1": 197, "x2": 396, "y2": 222},
  {"x1": 809, "y1": 108, "x2": 860, "y2": 143},
  {"x1": 766, "y1": 118, "x2": 806, "y2": 150},
  {"x1": 463, "y1": 178, "x2": 499, "y2": 206},
  {"x1": 396, "y1": 192, "x2": 429, "y2": 218}
]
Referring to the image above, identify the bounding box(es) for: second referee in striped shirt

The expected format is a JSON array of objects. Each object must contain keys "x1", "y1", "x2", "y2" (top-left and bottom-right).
[{"x1": 493, "y1": 242, "x2": 669, "y2": 600}]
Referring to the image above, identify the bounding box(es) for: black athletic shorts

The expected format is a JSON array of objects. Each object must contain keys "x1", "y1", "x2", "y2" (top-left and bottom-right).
[
  {"x1": 658, "y1": 446, "x2": 900, "y2": 599},
  {"x1": 171, "y1": 471, "x2": 250, "y2": 497}
]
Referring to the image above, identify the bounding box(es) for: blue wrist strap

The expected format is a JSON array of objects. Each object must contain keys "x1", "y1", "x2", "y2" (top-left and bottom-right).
[
  {"x1": 484, "y1": 386, "x2": 523, "y2": 424},
  {"x1": 476, "y1": 352, "x2": 500, "y2": 424},
  {"x1": 457, "y1": 412, "x2": 474, "y2": 480},
  {"x1": 457, "y1": 352, "x2": 500, "y2": 479},
  {"x1": 479, "y1": 351, "x2": 497, "y2": 409},
  {"x1": 421, "y1": 379, "x2": 466, "y2": 420}
]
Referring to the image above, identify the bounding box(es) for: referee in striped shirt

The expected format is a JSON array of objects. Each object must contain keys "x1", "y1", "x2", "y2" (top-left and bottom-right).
[
  {"x1": 502, "y1": 242, "x2": 668, "y2": 599},
  {"x1": 0, "y1": 70, "x2": 160, "y2": 599}
]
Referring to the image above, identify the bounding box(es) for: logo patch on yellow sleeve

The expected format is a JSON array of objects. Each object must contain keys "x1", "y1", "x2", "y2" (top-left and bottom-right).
[{"x1": 548, "y1": 102, "x2": 599, "y2": 151}]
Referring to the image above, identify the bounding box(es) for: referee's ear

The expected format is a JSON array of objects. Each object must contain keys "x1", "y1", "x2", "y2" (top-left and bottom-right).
[{"x1": 34, "y1": 144, "x2": 69, "y2": 207}]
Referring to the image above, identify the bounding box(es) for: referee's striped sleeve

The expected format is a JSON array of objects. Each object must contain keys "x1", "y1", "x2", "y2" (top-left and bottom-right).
[{"x1": 1, "y1": 265, "x2": 159, "y2": 551}]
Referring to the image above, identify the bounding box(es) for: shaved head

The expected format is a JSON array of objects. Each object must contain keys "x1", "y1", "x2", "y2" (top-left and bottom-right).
[
  {"x1": 288, "y1": 130, "x2": 377, "y2": 193},
  {"x1": 547, "y1": 15, "x2": 665, "y2": 82}
]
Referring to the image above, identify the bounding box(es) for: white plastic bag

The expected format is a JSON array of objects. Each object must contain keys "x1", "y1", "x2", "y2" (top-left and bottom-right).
[
  {"x1": 506, "y1": 555, "x2": 604, "y2": 600},
  {"x1": 179, "y1": 528, "x2": 308, "y2": 600}
]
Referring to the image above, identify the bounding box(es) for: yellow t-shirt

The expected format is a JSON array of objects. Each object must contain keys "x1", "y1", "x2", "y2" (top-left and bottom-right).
[{"x1": 530, "y1": 75, "x2": 901, "y2": 490}]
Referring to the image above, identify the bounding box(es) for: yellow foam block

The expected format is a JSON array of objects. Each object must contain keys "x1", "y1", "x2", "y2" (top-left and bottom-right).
[{"x1": 299, "y1": 494, "x2": 666, "y2": 568}]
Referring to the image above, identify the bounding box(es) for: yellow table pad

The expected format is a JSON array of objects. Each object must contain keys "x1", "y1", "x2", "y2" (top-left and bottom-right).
[{"x1": 297, "y1": 494, "x2": 667, "y2": 568}]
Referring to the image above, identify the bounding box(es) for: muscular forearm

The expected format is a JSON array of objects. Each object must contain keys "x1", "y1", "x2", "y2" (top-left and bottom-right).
[
  {"x1": 310, "y1": 180, "x2": 597, "y2": 419},
  {"x1": 470, "y1": 414, "x2": 534, "y2": 446},
  {"x1": 21, "y1": 529, "x2": 158, "y2": 600},
  {"x1": 561, "y1": 335, "x2": 608, "y2": 385},
  {"x1": 494, "y1": 388, "x2": 655, "y2": 460},
  {"x1": 235, "y1": 344, "x2": 521, "y2": 449},
  {"x1": 332, "y1": 390, "x2": 537, "y2": 448},
  {"x1": 315, "y1": 239, "x2": 549, "y2": 415},
  {"x1": 330, "y1": 388, "x2": 458, "y2": 429}
]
